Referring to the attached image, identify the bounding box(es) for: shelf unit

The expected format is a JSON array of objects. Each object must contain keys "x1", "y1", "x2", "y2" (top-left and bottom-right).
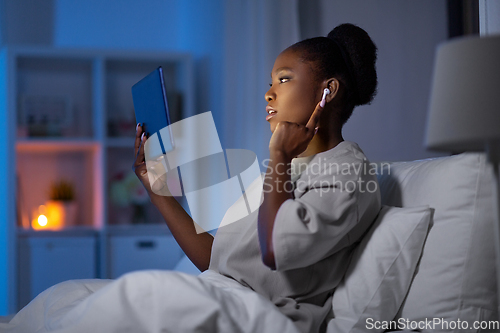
[{"x1": 0, "y1": 46, "x2": 194, "y2": 313}]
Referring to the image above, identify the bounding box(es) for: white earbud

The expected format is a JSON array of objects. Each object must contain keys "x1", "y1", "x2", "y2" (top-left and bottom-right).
[
  {"x1": 322, "y1": 88, "x2": 331, "y2": 100},
  {"x1": 320, "y1": 88, "x2": 330, "y2": 107}
]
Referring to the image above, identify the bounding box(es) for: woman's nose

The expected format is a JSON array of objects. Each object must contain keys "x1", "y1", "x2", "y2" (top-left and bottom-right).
[{"x1": 265, "y1": 88, "x2": 275, "y2": 102}]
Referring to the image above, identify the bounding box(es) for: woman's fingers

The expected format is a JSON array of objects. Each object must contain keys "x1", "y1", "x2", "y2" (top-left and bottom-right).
[
  {"x1": 134, "y1": 123, "x2": 148, "y2": 168},
  {"x1": 269, "y1": 100, "x2": 323, "y2": 158},
  {"x1": 134, "y1": 132, "x2": 147, "y2": 168},
  {"x1": 134, "y1": 123, "x2": 143, "y2": 157},
  {"x1": 305, "y1": 101, "x2": 324, "y2": 133}
]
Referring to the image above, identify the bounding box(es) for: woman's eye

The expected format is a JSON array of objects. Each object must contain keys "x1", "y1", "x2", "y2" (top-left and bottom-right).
[{"x1": 268, "y1": 77, "x2": 291, "y2": 86}]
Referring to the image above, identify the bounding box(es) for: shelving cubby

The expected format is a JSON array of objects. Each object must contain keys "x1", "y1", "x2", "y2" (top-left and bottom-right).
[{"x1": 0, "y1": 46, "x2": 194, "y2": 312}]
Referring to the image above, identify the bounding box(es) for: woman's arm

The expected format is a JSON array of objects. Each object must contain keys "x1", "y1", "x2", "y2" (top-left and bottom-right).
[
  {"x1": 258, "y1": 151, "x2": 293, "y2": 270},
  {"x1": 258, "y1": 102, "x2": 323, "y2": 270},
  {"x1": 149, "y1": 195, "x2": 214, "y2": 272},
  {"x1": 133, "y1": 125, "x2": 213, "y2": 272}
]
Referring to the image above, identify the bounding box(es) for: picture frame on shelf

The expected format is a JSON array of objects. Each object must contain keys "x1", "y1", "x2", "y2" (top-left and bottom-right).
[{"x1": 18, "y1": 95, "x2": 72, "y2": 137}]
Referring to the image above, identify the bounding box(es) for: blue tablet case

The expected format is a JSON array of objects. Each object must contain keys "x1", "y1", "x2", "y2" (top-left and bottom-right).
[{"x1": 131, "y1": 67, "x2": 174, "y2": 154}]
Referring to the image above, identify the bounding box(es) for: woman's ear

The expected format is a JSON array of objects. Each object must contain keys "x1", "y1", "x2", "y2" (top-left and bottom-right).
[{"x1": 324, "y1": 78, "x2": 340, "y2": 103}]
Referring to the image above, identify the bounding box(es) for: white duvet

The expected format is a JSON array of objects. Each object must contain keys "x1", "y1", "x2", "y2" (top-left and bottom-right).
[{"x1": 0, "y1": 270, "x2": 300, "y2": 333}]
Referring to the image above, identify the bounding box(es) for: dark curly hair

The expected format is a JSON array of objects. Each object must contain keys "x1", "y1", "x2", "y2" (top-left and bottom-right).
[{"x1": 288, "y1": 23, "x2": 378, "y2": 125}]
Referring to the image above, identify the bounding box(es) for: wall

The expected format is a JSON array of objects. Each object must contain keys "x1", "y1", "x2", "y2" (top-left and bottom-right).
[
  {"x1": 0, "y1": 1, "x2": 3, "y2": 46},
  {"x1": 0, "y1": 47, "x2": 9, "y2": 315},
  {"x1": 221, "y1": 0, "x2": 300, "y2": 166},
  {"x1": 0, "y1": 0, "x2": 54, "y2": 45},
  {"x1": 176, "y1": 0, "x2": 225, "y2": 135},
  {"x1": 480, "y1": 0, "x2": 500, "y2": 35},
  {"x1": 55, "y1": 0, "x2": 179, "y2": 48},
  {"x1": 319, "y1": 0, "x2": 449, "y2": 162},
  {"x1": 54, "y1": 0, "x2": 224, "y2": 128}
]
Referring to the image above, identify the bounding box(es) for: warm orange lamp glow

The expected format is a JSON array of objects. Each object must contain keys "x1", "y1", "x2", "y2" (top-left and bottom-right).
[
  {"x1": 31, "y1": 203, "x2": 64, "y2": 230},
  {"x1": 37, "y1": 214, "x2": 48, "y2": 227}
]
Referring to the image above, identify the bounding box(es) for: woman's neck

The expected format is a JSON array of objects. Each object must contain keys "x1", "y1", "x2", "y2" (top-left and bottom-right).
[
  {"x1": 297, "y1": 106, "x2": 345, "y2": 158},
  {"x1": 298, "y1": 129, "x2": 344, "y2": 158}
]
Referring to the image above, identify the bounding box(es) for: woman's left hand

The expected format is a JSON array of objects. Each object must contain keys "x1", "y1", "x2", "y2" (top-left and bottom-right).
[{"x1": 269, "y1": 101, "x2": 323, "y2": 159}]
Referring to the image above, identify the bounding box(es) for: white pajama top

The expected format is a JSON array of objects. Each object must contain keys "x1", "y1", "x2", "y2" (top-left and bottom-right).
[{"x1": 209, "y1": 141, "x2": 381, "y2": 333}]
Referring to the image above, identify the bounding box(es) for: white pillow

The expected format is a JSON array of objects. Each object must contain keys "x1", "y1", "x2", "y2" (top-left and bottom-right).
[
  {"x1": 377, "y1": 153, "x2": 497, "y2": 327},
  {"x1": 327, "y1": 205, "x2": 431, "y2": 333}
]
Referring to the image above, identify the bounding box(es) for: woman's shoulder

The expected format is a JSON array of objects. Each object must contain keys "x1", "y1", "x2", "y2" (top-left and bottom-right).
[
  {"x1": 318, "y1": 140, "x2": 367, "y2": 162},
  {"x1": 310, "y1": 141, "x2": 370, "y2": 171},
  {"x1": 292, "y1": 141, "x2": 376, "y2": 190},
  {"x1": 297, "y1": 140, "x2": 378, "y2": 186}
]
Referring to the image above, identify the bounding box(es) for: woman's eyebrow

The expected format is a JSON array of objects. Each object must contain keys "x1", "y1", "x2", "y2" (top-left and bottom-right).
[{"x1": 270, "y1": 67, "x2": 294, "y2": 78}]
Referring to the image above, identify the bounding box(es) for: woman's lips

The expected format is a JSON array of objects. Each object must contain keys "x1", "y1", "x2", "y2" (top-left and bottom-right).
[{"x1": 266, "y1": 106, "x2": 277, "y2": 121}]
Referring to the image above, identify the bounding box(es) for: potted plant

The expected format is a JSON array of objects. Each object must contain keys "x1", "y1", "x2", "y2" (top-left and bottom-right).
[{"x1": 46, "y1": 180, "x2": 78, "y2": 228}]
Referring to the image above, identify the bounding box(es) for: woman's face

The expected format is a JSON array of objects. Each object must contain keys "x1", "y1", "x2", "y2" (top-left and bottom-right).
[{"x1": 265, "y1": 49, "x2": 321, "y2": 132}]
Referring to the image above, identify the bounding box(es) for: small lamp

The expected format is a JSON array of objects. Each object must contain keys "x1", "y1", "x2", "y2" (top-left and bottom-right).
[{"x1": 425, "y1": 35, "x2": 500, "y2": 312}]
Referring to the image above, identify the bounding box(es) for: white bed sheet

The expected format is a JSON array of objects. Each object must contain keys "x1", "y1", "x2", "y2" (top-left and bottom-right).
[{"x1": 0, "y1": 270, "x2": 300, "y2": 333}]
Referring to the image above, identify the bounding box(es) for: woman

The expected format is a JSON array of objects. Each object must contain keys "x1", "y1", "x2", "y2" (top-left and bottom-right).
[
  {"x1": 133, "y1": 23, "x2": 381, "y2": 333},
  {"x1": 2, "y1": 23, "x2": 380, "y2": 333}
]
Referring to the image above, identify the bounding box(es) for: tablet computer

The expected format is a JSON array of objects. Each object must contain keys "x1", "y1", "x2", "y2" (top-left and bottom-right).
[{"x1": 131, "y1": 66, "x2": 174, "y2": 154}]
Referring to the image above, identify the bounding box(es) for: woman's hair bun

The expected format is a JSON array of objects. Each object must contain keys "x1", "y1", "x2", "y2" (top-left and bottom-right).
[{"x1": 327, "y1": 23, "x2": 377, "y2": 106}]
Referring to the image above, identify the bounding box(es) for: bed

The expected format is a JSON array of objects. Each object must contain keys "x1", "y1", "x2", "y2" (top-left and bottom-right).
[{"x1": 1, "y1": 152, "x2": 497, "y2": 332}]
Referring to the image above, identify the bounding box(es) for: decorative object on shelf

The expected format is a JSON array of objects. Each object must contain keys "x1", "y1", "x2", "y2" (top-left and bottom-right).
[
  {"x1": 43, "y1": 179, "x2": 78, "y2": 228},
  {"x1": 31, "y1": 202, "x2": 68, "y2": 231},
  {"x1": 18, "y1": 95, "x2": 72, "y2": 137},
  {"x1": 31, "y1": 204, "x2": 53, "y2": 230},
  {"x1": 107, "y1": 108, "x2": 137, "y2": 137},
  {"x1": 110, "y1": 171, "x2": 150, "y2": 224},
  {"x1": 33, "y1": 178, "x2": 78, "y2": 230},
  {"x1": 424, "y1": 34, "x2": 500, "y2": 314},
  {"x1": 49, "y1": 179, "x2": 75, "y2": 201}
]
